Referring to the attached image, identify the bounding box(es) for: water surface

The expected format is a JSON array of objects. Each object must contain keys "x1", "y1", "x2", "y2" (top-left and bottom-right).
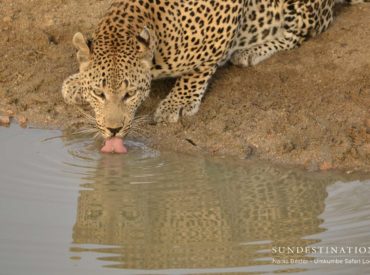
[{"x1": 0, "y1": 125, "x2": 370, "y2": 275}]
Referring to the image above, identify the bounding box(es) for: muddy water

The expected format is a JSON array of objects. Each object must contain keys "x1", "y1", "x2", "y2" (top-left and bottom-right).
[{"x1": 1, "y1": 125, "x2": 370, "y2": 275}]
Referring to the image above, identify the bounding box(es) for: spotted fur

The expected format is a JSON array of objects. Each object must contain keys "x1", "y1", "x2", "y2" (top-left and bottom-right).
[{"x1": 62, "y1": 0, "x2": 367, "y2": 139}]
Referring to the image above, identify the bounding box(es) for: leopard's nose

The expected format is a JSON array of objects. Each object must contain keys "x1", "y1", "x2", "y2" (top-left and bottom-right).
[{"x1": 107, "y1": 127, "x2": 123, "y2": 136}]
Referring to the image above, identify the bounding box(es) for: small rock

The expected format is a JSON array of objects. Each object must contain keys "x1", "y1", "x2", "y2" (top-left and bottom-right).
[
  {"x1": 244, "y1": 145, "x2": 256, "y2": 159},
  {"x1": 365, "y1": 118, "x2": 370, "y2": 128},
  {"x1": 282, "y1": 141, "x2": 296, "y2": 153},
  {"x1": 17, "y1": 115, "x2": 28, "y2": 128},
  {"x1": 55, "y1": 105, "x2": 65, "y2": 114},
  {"x1": 231, "y1": 98, "x2": 240, "y2": 105},
  {"x1": 320, "y1": 161, "x2": 333, "y2": 171},
  {"x1": 42, "y1": 17, "x2": 55, "y2": 27},
  {"x1": 358, "y1": 144, "x2": 370, "y2": 160},
  {"x1": 350, "y1": 147, "x2": 359, "y2": 159},
  {"x1": 6, "y1": 109, "x2": 15, "y2": 116},
  {"x1": 0, "y1": 115, "x2": 10, "y2": 126},
  {"x1": 305, "y1": 160, "x2": 319, "y2": 172},
  {"x1": 3, "y1": 16, "x2": 12, "y2": 23}
]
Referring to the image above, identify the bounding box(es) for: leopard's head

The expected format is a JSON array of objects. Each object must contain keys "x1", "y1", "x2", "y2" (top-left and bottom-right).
[{"x1": 62, "y1": 28, "x2": 154, "y2": 139}]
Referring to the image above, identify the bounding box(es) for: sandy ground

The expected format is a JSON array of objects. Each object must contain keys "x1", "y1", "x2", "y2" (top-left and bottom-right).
[{"x1": 0, "y1": 1, "x2": 369, "y2": 172}]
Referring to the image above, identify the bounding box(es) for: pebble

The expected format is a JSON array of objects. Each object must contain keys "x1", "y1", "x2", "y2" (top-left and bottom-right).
[
  {"x1": 17, "y1": 115, "x2": 28, "y2": 128},
  {"x1": 320, "y1": 161, "x2": 333, "y2": 171},
  {"x1": 3, "y1": 16, "x2": 12, "y2": 23},
  {"x1": 6, "y1": 109, "x2": 15, "y2": 116},
  {"x1": 244, "y1": 145, "x2": 256, "y2": 159},
  {"x1": 0, "y1": 115, "x2": 10, "y2": 126},
  {"x1": 358, "y1": 144, "x2": 370, "y2": 160},
  {"x1": 365, "y1": 118, "x2": 370, "y2": 128},
  {"x1": 282, "y1": 141, "x2": 296, "y2": 153},
  {"x1": 305, "y1": 160, "x2": 319, "y2": 172}
]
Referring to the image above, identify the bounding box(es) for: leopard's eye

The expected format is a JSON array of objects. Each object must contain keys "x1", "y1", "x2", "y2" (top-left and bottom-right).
[
  {"x1": 92, "y1": 89, "x2": 106, "y2": 100},
  {"x1": 128, "y1": 88, "x2": 137, "y2": 97},
  {"x1": 122, "y1": 88, "x2": 137, "y2": 102}
]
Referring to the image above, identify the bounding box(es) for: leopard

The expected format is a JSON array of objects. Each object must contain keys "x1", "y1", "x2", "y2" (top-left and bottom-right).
[{"x1": 62, "y1": 0, "x2": 368, "y2": 140}]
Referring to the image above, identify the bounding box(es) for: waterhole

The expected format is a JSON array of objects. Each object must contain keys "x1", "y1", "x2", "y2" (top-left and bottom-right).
[{"x1": 1, "y1": 125, "x2": 370, "y2": 275}]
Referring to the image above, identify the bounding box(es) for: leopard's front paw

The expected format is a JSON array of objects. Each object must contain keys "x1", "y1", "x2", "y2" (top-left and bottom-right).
[
  {"x1": 230, "y1": 50, "x2": 251, "y2": 67},
  {"x1": 154, "y1": 99, "x2": 181, "y2": 123},
  {"x1": 181, "y1": 100, "x2": 201, "y2": 117},
  {"x1": 154, "y1": 98, "x2": 201, "y2": 123},
  {"x1": 248, "y1": 53, "x2": 270, "y2": 66}
]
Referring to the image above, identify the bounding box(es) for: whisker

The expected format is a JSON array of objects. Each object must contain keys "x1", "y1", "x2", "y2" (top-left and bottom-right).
[
  {"x1": 130, "y1": 123, "x2": 149, "y2": 131},
  {"x1": 127, "y1": 126, "x2": 150, "y2": 139},
  {"x1": 93, "y1": 131, "x2": 102, "y2": 140},
  {"x1": 76, "y1": 107, "x2": 95, "y2": 123},
  {"x1": 73, "y1": 129, "x2": 98, "y2": 136},
  {"x1": 133, "y1": 113, "x2": 149, "y2": 120},
  {"x1": 133, "y1": 115, "x2": 150, "y2": 124}
]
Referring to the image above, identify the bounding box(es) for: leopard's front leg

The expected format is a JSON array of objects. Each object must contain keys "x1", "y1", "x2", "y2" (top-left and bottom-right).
[
  {"x1": 154, "y1": 66, "x2": 216, "y2": 123},
  {"x1": 61, "y1": 73, "x2": 88, "y2": 106}
]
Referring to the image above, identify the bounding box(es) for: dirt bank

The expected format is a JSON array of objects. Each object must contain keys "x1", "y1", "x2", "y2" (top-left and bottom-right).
[{"x1": 1, "y1": 1, "x2": 369, "y2": 172}]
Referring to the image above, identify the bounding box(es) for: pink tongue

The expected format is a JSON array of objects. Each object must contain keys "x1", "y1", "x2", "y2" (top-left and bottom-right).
[{"x1": 101, "y1": 137, "x2": 128, "y2": 154}]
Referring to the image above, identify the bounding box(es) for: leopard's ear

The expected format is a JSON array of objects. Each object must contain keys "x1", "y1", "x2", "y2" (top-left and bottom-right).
[
  {"x1": 73, "y1": 32, "x2": 91, "y2": 71},
  {"x1": 136, "y1": 27, "x2": 155, "y2": 68}
]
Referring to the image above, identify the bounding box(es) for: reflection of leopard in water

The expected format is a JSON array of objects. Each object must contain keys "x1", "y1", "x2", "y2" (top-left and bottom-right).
[
  {"x1": 72, "y1": 155, "x2": 338, "y2": 269},
  {"x1": 62, "y1": 0, "x2": 368, "y2": 140}
]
